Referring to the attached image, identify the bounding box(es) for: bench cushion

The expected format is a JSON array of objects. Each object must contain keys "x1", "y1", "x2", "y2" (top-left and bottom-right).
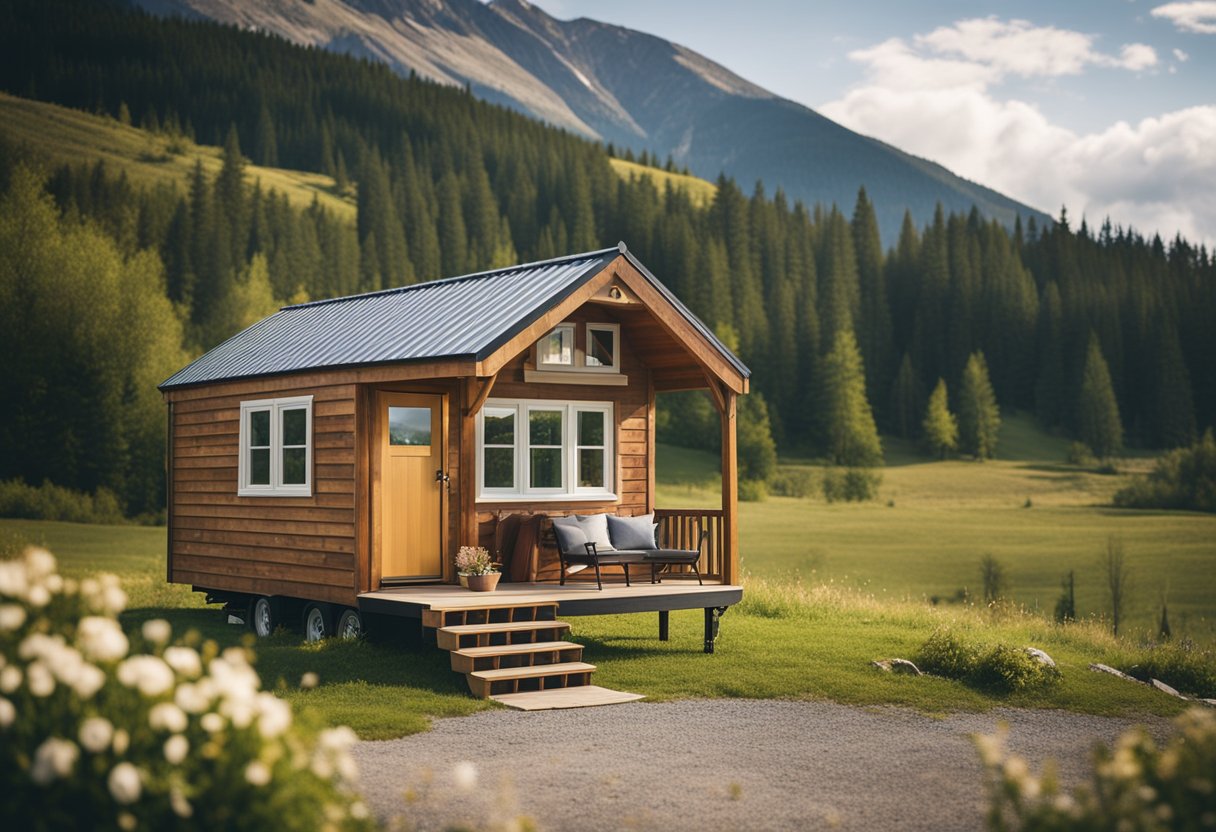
[{"x1": 644, "y1": 548, "x2": 700, "y2": 563}]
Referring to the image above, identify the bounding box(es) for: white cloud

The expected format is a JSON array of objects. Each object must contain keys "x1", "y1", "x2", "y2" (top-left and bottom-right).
[
  {"x1": 820, "y1": 18, "x2": 1214, "y2": 242},
  {"x1": 1152, "y1": 2, "x2": 1216, "y2": 34},
  {"x1": 1173, "y1": 47, "x2": 1190, "y2": 60}
]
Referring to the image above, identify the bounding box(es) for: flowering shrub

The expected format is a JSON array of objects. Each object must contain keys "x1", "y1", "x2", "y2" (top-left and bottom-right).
[
  {"x1": 975, "y1": 708, "x2": 1216, "y2": 830},
  {"x1": 0, "y1": 547, "x2": 373, "y2": 830},
  {"x1": 455, "y1": 546, "x2": 494, "y2": 576}
]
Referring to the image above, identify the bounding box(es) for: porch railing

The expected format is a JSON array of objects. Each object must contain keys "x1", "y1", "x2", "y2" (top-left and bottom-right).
[{"x1": 654, "y1": 508, "x2": 725, "y2": 582}]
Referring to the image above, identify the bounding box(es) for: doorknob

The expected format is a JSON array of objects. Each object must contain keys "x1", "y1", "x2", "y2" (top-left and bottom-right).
[{"x1": 435, "y1": 470, "x2": 450, "y2": 485}]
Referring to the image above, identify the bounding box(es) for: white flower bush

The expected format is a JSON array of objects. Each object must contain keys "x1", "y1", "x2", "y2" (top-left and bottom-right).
[{"x1": 0, "y1": 547, "x2": 373, "y2": 830}]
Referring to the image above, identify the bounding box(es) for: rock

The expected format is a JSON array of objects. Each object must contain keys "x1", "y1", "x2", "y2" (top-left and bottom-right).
[
  {"x1": 1089, "y1": 663, "x2": 1143, "y2": 683},
  {"x1": 1201, "y1": 699, "x2": 1216, "y2": 708},
  {"x1": 1023, "y1": 647, "x2": 1056, "y2": 668},
  {"x1": 1151, "y1": 679, "x2": 1188, "y2": 700},
  {"x1": 871, "y1": 658, "x2": 922, "y2": 676}
]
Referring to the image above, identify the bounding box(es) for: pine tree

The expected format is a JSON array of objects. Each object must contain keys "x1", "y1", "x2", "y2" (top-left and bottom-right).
[
  {"x1": 888, "y1": 352, "x2": 924, "y2": 440},
  {"x1": 958, "y1": 351, "x2": 1000, "y2": 459},
  {"x1": 819, "y1": 329, "x2": 883, "y2": 466},
  {"x1": 254, "y1": 103, "x2": 278, "y2": 167},
  {"x1": 852, "y1": 187, "x2": 893, "y2": 416},
  {"x1": 1076, "y1": 333, "x2": 1123, "y2": 457},
  {"x1": 922, "y1": 378, "x2": 958, "y2": 459}
]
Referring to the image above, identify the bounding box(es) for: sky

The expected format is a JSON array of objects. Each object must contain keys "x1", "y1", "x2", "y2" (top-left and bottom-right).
[{"x1": 528, "y1": 0, "x2": 1216, "y2": 244}]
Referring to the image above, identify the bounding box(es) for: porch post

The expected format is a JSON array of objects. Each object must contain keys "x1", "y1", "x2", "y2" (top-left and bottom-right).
[
  {"x1": 720, "y1": 389, "x2": 738, "y2": 585},
  {"x1": 459, "y1": 377, "x2": 479, "y2": 563}
]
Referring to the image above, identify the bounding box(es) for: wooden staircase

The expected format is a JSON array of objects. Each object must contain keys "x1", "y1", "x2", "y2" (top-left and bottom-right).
[{"x1": 422, "y1": 602, "x2": 643, "y2": 709}]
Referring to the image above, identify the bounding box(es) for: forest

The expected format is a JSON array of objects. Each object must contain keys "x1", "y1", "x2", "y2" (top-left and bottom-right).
[{"x1": 0, "y1": 0, "x2": 1213, "y2": 518}]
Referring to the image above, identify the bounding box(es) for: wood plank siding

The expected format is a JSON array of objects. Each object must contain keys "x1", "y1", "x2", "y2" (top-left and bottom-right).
[{"x1": 169, "y1": 380, "x2": 361, "y2": 606}]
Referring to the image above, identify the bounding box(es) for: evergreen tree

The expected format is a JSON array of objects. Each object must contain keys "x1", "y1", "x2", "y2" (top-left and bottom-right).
[
  {"x1": 922, "y1": 378, "x2": 958, "y2": 459},
  {"x1": 888, "y1": 352, "x2": 924, "y2": 440},
  {"x1": 1076, "y1": 333, "x2": 1124, "y2": 457},
  {"x1": 254, "y1": 102, "x2": 278, "y2": 167},
  {"x1": 1147, "y1": 323, "x2": 1197, "y2": 448},
  {"x1": 958, "y1": 351, "x2": 1000, "y2": 459},
  {"x1": 852, "y1": 187, "x2": 893, "y2": 415},
  {"x1": 819, "y1": 329, "x2": 883, "y2": 466}
]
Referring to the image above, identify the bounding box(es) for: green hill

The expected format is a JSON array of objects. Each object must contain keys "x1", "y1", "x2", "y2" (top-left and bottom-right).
[
  {"x1": 608, "y1": 157, "x2": 716, "y2": 209},
  {"x1": 0, "y1": 93, "x2": 355, "y2": 221}
]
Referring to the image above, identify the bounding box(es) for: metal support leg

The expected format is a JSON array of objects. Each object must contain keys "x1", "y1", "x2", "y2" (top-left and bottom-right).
[
  {"x1": 703, "y1": 606, "x2": 728, "y2": 653},
  {"x1": 624, "y1": 563, "x2": 631, "y2": 587},
  {"x1": 593, "y1": 560, "x2": 603, "y2": 591},
  {"x1": 659, "y1": 610, "x2": 669, "y2": 641}
]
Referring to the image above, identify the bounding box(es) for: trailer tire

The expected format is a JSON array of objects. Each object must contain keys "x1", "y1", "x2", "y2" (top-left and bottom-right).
[
  {"x1": 302, "y1": 603, "x2": 333, "y2": 643},
  {"x1": 249, "y1": 596, "x2": 278, "y2": 638},
  {"x1": 336, "y1": 608, "x2": 363, "y2": 640}
]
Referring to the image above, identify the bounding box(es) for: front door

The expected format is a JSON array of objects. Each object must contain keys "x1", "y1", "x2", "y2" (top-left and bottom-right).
[{"x1": 377, "y1": 391, "x2": 445, "y2": 582}]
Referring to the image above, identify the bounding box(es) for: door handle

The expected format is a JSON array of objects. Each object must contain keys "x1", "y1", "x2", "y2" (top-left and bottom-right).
[{"x1": 435, "y1": 470, "x2": 450, "y2": 485}]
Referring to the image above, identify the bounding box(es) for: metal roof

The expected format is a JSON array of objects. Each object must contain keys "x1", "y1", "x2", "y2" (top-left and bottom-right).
[{"x1": 159, "y1": 243, "x2": 749, "y2": 390}]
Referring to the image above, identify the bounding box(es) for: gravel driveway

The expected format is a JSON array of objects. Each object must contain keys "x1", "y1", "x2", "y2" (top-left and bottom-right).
[{"x1": 352, "y1": 700, "x2": 1169, "y2": 831}]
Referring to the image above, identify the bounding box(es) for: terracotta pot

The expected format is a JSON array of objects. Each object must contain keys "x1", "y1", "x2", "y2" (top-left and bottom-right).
[
  {"x1": 466, "y1": 572, "x2": 501, "y2": 592},
  {"x1": 458, "y1": 574, "x2": 469, "y2": 588}
]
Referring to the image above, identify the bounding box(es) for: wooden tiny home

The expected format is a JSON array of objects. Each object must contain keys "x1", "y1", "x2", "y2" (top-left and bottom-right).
[{"x1": 160, "y1": 243, "x2": 749, "y2": 659}]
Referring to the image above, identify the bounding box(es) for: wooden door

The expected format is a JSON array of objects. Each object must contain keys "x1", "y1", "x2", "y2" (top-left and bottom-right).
[{"x1": 376, "y1": 391, "x2": 446, "y2": 582}]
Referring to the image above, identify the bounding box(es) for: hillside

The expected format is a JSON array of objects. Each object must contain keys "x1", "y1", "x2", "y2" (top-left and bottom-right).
[
  {"x1": 607, "y1": 157, "x2": 717, "y2": 209},
  {"x1": 0, "y1": 93, "x2": 356, "y2": 221},
  {"x1": 127, "y1": 0, "x2": 1049, "y2": 242}
]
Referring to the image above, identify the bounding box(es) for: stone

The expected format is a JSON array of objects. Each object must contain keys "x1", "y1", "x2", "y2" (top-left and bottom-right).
[
  {"x1": 1023, "y1": 647, "x2": 1056, "y2": 668},
  {"x1": 871, "y1": 658, "x2": 922, "y2": 676},
  {"x1": 1151, "y1": 679, "x2": 1188, "y2": 700},
  {"x1": 1089, "y1": 663, "x2": 1143, "y2": 683}
]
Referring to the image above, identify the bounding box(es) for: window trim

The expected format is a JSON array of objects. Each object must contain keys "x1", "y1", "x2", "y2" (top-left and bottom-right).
[
  {"x1": 583, "y1": 323, "x2": 620, "y2": 372},
  {"x1": 476, "y1": 398, "x2": 616, "y2": 502},
  {"x1": 238, "y1": 395, "x2": 313, "y2": 497}
]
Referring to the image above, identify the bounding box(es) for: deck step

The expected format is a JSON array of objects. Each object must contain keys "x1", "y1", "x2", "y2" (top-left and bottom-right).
[
  {"x1": 436, "y1": 619, "x2": 571, "y2": 651},
  {"x1": 466, "y1": 660, "x2": 596, "y2": 698},
  {"x1": 449, "y1": 640, "x2": 583, "y2": 674},
  {"x1": 491, "y1": 685, "x2": 646, "y2": 711}
]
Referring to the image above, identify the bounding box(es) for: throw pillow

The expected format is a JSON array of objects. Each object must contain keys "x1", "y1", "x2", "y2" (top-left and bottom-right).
[
  {"x1": 551, "y1": 516, "x2": 588, "y2": 554},
  {"x1": 606, "y1": 513, "x2": 658, "y2": 550},
  {"x1": 573, "y1": 513, "x2": 615, "y2": 551}
]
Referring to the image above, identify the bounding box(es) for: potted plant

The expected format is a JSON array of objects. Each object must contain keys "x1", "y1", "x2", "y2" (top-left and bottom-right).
[{"x1": 456, "y1": 546, "x2": 500, "y2": 592}]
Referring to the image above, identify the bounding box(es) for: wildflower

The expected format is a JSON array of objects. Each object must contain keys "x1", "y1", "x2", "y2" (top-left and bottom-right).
[
  {"x1": 170, "y1": 789, "x2": 193, "y2": 818},
  {"x1": 79, "y1": 717, "x2": 115, "y2": 753},
  {"x1": 72, "y1": 664, "x2": 106, "y2": 699},
  {"x1": 117, "y1": 655, "x2": 175, "y2": 697},
  {"x1": 78, "y1": 616, "x2": 130, "y2": 662},
  {"x1": 245, "y1": 761, "x2": 271, "y2": 786},
  {"x1": 142, "y1": 618, "x2": 171, "y2": 646},
  {"x1": 149, "y1": 702, "x2": 188, "y2": 733},
  {"x1": 175, "y1": 682, "x2": 211, "y2": 714},
  {"x1": 201, "y1": 712, "x2": 224, "y2": 733},
  {"x1": 351, "y1": 802, "x2": 369, "y2": 820},
  {"x1": 117, "y1": 812, "x2": 136, "y2": 831},
  {"x1": 0, "y1": 603, "x2": 26, "y2": 631},
  {"x1": 26, "y1": 584, "x2": 51, "y2": 608},
  {"x1": 0, "y1": 696, "x2": 14, "y2": 728},
  {"x1": 112, "y1": 729, "x2": 130, "y2": 755},
  {"x1": 108, "y1": 762, "x2": 142, "y2": 804},
  {"x1": 0, "y1": 665, "x2": 20, "y2": 693},
  {"x1": 452, "y1": 761, "x2": 478, "y2": 791},
  {"x1": 31, "y1": 738, "x2": 79, "y2": 785},
  {"x1": 98, "y1": 575, "x2": 127, "y2": 615},
  {"x1": 164, "y1": 734, "x2": 189, "y2": 765},
  {"x1": 27, "y1": 661, "x2": 55, "y2": 697},
  {"x1": 24, "y1": 547, "x2": 57, "y2": 580},
  {"x1": 300, "y1": 671, "x2": 319, "y2": 689},
  {"x1": 0, "y1": 559, "x2": 29, "y2": 597},
  {"x1": 164, "y1": 646, "x2": 202, "y2": 678}
]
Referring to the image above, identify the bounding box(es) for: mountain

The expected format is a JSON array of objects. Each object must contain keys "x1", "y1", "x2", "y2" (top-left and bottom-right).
[{"x1": 128, "y1": 0, "x2": 1049, "y2": 242}]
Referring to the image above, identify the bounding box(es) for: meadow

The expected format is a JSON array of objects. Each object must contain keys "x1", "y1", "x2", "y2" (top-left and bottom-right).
[{"x1": 2, "y1": 414, "x2": 1213, "y2": 738}]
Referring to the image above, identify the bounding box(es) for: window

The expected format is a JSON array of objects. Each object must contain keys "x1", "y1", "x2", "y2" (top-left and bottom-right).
[
  {"x1": 477, "y1": 399, "x2": 614, "y2": 501},
  {"x1": 537, "y1": 324, "x2": 574, "y2": 367},
  {"x1": 238, "y1": 396, "x2": 313, "y2": 496},
  {"x1": 584, "y1": 323, "x2": 619, "y2": 371}
]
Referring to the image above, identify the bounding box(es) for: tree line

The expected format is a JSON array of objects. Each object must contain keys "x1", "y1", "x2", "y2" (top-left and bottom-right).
[{"x1": 0, "y1": 0, "x2": 1213, "y2": 514}]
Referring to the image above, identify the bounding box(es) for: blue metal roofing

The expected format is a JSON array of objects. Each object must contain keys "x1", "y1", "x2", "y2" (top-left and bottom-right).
[{"x1": 160, "y1": 243, "x2": 749, "y2": 390}]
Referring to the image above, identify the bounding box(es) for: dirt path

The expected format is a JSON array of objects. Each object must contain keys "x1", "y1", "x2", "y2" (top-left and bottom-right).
[{"x1": 351, "y1": 700, "x2": 1168, "y2": 831}]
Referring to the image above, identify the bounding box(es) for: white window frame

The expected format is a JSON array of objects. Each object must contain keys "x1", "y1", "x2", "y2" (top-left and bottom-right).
[
  {"x1": 238, "y1": 395, "x2": 313, "y2": 497},
  {"x1": 476, "y1": 398, "x2": 615, "y2": 502},
  {"x1": 537, "y1": 323, "x2": 575, "y2": 368},
  {"x1": 583, "y1": 323, "x2": 620, "y2": 372}
]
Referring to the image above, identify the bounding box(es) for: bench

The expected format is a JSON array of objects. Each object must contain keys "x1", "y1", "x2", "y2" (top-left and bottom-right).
[{"x1": 553, "y1": 513, "x2": 705, "y2": 591}]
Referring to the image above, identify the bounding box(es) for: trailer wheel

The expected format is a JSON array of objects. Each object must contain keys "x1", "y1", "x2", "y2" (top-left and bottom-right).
[
  {"x1": 336, "y1": 609, "x2": 362, "y2": 640},
  {"x1": 302, "y1": 603, "x2": 333, "y2": 643},
  {"x1": 250, "y1": 596, "x2": 278, "y2": 638}
]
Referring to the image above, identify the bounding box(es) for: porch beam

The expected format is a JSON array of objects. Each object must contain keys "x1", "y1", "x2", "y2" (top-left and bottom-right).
[
  {"x1": 720, "y1": 389, "x2": 738, "y2": 586},
  {"x1": 703, "y1": 372, "x2": 726, "y2": 414}
]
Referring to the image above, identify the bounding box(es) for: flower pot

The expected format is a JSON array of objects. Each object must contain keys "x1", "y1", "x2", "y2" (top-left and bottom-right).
[
  {"x1": 458, "y1": 574, "x2": 469, "y2": 588},
  {"x1": 466, "y1": 572, "x2": 501, "y2": 592}
]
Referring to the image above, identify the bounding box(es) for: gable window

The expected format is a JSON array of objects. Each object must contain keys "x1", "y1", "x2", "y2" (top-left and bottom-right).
[
  {"x1": 238, "y1": 396, "x2": 313, "y2": 497},
  {"x1": 477, "y1": 398, "x2": 614, "y2": 501},
  {"x1": 585, "y1": 323, "x2": 619, "y2": 371},
  {"x1": 537, "y1": 324, "x2": 574, "y2": 367}
]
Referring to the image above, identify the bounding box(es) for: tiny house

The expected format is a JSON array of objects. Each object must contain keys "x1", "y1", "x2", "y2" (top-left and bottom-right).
[{"x1": 159, "y1": 243, "x2": 749, "y2": 647}]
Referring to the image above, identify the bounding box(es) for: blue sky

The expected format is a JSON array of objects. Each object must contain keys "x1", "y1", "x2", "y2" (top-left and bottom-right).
[{"x1": 530, "y1": 0, "x2": 1216, "y2": 242}]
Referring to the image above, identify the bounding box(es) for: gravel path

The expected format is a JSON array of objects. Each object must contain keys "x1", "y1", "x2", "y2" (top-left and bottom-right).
[{"x1": 352, "y1": 700, "x2": 1169, "y2": 831}]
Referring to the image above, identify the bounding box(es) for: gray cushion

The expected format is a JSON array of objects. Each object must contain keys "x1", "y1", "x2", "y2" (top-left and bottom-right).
[
  {"x1": 572, "y1": 513, "x2": 615, "y2": 551},
  {"x1": 551, "y1": 517, "x2": 588, "y2": 554},
  {"x1": 606, "y1": 513, "x2": 657, "y2": 550}
]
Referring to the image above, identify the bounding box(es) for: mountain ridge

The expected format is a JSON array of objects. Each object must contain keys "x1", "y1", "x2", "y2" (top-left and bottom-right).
[{"x1": 129, "y1": 0, "x2": 1049, "y2": 241}]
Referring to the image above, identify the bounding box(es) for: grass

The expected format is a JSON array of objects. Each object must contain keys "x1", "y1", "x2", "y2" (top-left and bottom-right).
[
  {"x1": 608, "y1": 157, "x2": 717, "y2": 208},
  {"x1": 3, "y1": 413, "x2": 1212, "y2": 738},
  {"x1": 0, "y1": 92, "x2": 355, "y2": 221}
]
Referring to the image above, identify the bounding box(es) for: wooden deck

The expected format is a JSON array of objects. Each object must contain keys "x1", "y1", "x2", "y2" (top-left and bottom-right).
[{"x1": 358, "y1": 580, "x2": 742, "y2": 618}]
